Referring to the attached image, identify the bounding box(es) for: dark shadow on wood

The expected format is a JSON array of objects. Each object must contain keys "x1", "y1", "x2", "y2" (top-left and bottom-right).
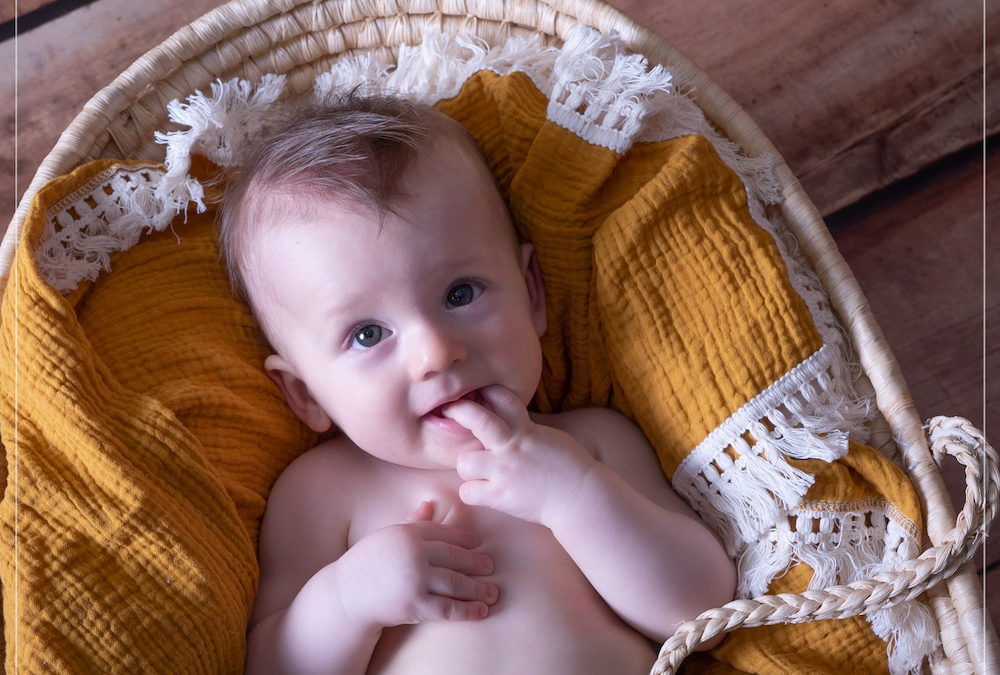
[{"x1": 0, "y1": 0, "x2": 101, "y2": 42}]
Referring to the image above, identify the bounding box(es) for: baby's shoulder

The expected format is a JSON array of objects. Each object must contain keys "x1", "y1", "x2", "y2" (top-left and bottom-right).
[
  {"x1": 270, "y1": 435, "x2": 373, "y2": 499},
  {"x1": 251, "y1": 437, "x2": 371, "y2": 627},
  {"x1": 261, "y1": 436, "x2": 382, "y2": 539},
  {"x1": 255, "y1": 437, "x2": 380, "y2": 589}
]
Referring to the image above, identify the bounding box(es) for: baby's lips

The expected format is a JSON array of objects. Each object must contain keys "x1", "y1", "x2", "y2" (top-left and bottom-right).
[
  {"x1": 438, "y1": 400, "x2": 465, "y2": 421},
  {"x1": 440, "y1": 391, "x2": 494, "y2": 422},
  {"x1": 461, "y1": 388, "x2": 486, "y2": 406},
  {"x1": 467, "y1": 388, "x2": 498, "y2": 413}
]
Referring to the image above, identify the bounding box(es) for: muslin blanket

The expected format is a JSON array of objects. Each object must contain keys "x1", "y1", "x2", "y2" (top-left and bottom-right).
[{"x1": 1, "y1": 28, "x2": 935, "y2": 674}]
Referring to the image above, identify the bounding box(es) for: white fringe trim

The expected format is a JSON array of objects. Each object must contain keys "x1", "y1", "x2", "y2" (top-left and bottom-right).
[
  {"x1": 546, "y1": 28, "x2": 673, "y2": 154},
  {"x1": 35, "y1": 26, "x2": 781, "y2": 294},
  {"x1": 739, "y1": 498, "x2": 920, "y2": 596},
  {"x1": 869, "y1": 596, "x2": 941, "y2": 675},
  {"x1": 35, "y1": 163, "x2": 169, "y2": 293},
  {"x1": 313, "y1": 31, "x2": 558, "y2": 108},
  {"x1": 740, "y1": 499, "x2": 937, "y2": 675},
  {"x1": 673, "y1": 343, "x2": 870, "y2": 555},
  {"x1": 153, "y1": 73, "x2": 287, "y2": 212}
]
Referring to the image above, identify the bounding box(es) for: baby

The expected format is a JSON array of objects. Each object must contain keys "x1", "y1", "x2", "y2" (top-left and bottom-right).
[{"x1": 218, "y1": 96, "x2": 736, "y2": 674}]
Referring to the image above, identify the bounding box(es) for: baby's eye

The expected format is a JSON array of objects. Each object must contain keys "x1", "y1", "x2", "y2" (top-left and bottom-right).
[
  {"x1": 352, "y1": 324, "x2": 389, "y2": 349},
  {"x1": 446, "y1": 282, "x2": 480, "y2": 308}
]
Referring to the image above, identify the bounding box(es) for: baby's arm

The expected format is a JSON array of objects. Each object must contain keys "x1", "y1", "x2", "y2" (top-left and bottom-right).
[
  {"x1": 539, "y1": 407, "x2": 736, "y2": 643},
  {"x1": 246, "y1": 443, "x2": 498, "y2": 674},
  {"x1": 445, "y1": 387, "x2": 735, "y2": 643}
]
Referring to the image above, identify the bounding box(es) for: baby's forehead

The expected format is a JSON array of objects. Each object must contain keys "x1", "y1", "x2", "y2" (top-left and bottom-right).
[{"x1": 241, "y1": 127, "x2": 515, "y2": 268}]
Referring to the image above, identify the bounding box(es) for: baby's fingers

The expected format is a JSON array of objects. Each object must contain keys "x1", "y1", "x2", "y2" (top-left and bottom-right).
[
  {"x1": 406, "y1": 499, "x2": 435, "y2": 523},
  {"x1": 426, "y1": 539, "x2": 494, "y2": 576},
  {"x1": 406, "y1": 519, "x2": 481, "y2": 550},
  {"x1": 442, "y1": 399, "x2": 512, "y2": 448},
  {"x1": 458, "y1": 479, "x2": 492, "y2": 509},
  {"x1": 418, "y1": 596, "x2": 491, "y2": 622},
  {"x1": 475, "y1": 385, "x2": 531, "y2": 424},
  {"x1": 456, "y1": 450, "x2": 494, "y2": 481},
  {"x1": 425, "y1": 567, "x2": 500, "y2": 611}
]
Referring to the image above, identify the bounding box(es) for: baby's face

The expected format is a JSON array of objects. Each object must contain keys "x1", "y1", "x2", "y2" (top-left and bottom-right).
[{"x1": 252, "y1": 142, "x2": 546, "y2": 470}]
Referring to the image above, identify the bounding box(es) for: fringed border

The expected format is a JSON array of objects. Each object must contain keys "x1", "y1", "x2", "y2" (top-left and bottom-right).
[
  {"x1": 740, "y1": 498, "x2": 938, "y2": 675},
  {"x1": 314, "y1": 31, "x2": 559, "y2": 109},
  {"x1": 36, "y1": 162, "x2": 168, "y2": 293},
  {"x1": 673, "y1": 344, "x2": 855, "y2": 552},
  {"x1": 35, "y1": 27, "x2": 787, "y2": 295}
]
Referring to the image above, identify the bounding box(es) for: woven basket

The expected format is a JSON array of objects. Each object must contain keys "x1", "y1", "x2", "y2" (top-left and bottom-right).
[{"x1": 2, "y1": 1, "x2": 996, "y2": 672}]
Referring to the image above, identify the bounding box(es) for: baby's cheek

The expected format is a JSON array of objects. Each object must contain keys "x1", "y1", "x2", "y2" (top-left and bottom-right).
[{"x1": 515, "y1": 343, "x2": 544, "y2": 403}]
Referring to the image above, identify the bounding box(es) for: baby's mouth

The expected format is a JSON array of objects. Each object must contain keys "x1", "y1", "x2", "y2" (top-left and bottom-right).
[{"x1": 428, "y1": 389, "x2": 483, "y2": 418}]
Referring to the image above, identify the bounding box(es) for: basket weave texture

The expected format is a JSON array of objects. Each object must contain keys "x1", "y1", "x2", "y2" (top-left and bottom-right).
[{"x1": 2, "y1": 1, "x2": 996, "y2": 673}]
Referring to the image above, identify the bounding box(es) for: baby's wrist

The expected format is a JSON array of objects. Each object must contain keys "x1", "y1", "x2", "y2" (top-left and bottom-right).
[
  {"x1": 327, "y1": 553, "x2": 388, "y2": 635},
  {"x1": 540, "y1": 458, "x2": 604, "y2": 533}
]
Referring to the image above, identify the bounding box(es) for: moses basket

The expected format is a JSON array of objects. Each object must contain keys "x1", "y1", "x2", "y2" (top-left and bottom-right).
[{"x1": 2, "y1": 0, "x2": 996, "y2": 673}]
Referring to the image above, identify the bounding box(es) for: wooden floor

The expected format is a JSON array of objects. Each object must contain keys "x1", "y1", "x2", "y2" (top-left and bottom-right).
[
  {"x1": 2, "y1": 0, "x2": 996, "y2": 650},
  {"x1": 829, "y1": 142, "x2": 999, "y2": 633}
]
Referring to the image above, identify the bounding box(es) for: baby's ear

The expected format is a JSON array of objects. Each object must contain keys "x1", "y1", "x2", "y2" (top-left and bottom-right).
[
  {"x1": 264, "y1": 354, "x2": 333, "y2": 432},
  {"x1": 519, "y1": 243, "x2": 547, "y2": 336}
]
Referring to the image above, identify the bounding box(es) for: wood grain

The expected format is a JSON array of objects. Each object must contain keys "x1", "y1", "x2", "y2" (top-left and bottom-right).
[
  {"x1": 5, "y1": 1, "x2": 992, "y2": 510},
  {"x1": 5, "y1": 0, "x2": 992, "y2": 231},
  {"x1": 0, "y1": 0, "x2": 56, "y2": 24},
  {"x1": 608, "y1": 0, "x2": 994, "y2": 214},
  {"x1": 2, "y1": 0, "x2": 223, "y2": 229},
  {"x1": 1, "y1": 0, "x2": 995, "y2": 650}
]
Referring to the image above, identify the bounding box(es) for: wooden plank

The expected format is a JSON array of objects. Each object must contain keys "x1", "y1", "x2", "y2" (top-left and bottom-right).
[
  {"x1": 5, "y1": 0, "x2": 991, "y2": 233},
  {"x1": 1, "y1": 0, "x2": 224, "y2": 229},
  {"x1": 829, "y1": 143, "x2": 995, "y2": 494},
  {"x1": 0, "y1": 0, "x2": 56, "y2": 25},
  {"x1": 608, "y1": 0, "x2": 993, "y2": 214}
]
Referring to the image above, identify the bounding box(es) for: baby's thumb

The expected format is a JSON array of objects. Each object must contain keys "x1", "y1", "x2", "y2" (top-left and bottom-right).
[{"x1": 405, "y1": 499, "x2": 435, "y2": 523}]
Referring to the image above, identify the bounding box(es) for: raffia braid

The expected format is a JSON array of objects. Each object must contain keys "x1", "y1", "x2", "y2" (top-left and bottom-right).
[{"x1": 650, "y1": 415, "x2": 999, "y2": 675}]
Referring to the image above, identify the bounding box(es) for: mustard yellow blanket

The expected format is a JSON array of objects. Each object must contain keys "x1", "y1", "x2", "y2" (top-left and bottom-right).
[{"x1": 1, "y1": 28, "x2": 932, "y2": 674}]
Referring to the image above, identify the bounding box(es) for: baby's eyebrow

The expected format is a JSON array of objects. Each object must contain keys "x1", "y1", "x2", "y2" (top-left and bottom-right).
[{"x1": 320, "y1": 299, "x2": 364, "y2": 323}]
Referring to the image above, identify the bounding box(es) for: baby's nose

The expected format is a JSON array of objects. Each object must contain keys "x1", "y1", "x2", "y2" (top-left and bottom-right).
[{"x1": 407, "y1": 322, "x2": 467, "y2": 380}]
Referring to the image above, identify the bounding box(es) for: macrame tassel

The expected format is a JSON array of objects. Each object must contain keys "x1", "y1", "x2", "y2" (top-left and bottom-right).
[
  {"x1": 739, "y1": 502, "x2": 937, "y2": 672},
  {"x1": 795, "y1": 509, "x2": 886, "y2": 590},
  {"x1": 737, "y1": 527, "x2": 795, "y2": 598},
  {"x1": 547, "y1": 27, "x2": 673, "y2": 153},
  {"x1": 868, "y1": 599, "x2": 940, "y2": 674},
  {"x1": 863, "y1": 517, "x2": 940, "y2": 675},
  {"x1": 687, "y1": 435, "x2": 819, "y2": 558},
  {"x1": 36, "y1": 165, "x2": 168, "y2": 293},
  {"x1": 313, "y1": 31, "x2": 558, "y2": 106},
  {"x1": 154, "y1": 73, "x2": 287, "y2": 220},
  {"x1": 674, "y1": 345, "x2": 859, "y2": 550}
]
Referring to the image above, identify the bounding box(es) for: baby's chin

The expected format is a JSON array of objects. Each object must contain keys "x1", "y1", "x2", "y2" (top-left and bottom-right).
[
  {"x1": 361, "y1": 439, "x2": 479, "y2": 473},
  {"x1": 427, "y1": 439, "x2": 483, "y2": 471}
]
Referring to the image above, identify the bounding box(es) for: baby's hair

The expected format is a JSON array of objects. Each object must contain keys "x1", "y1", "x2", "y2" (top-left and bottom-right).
[{"x1": 217, "y1": 95, "x2": 477, "y2": 306}]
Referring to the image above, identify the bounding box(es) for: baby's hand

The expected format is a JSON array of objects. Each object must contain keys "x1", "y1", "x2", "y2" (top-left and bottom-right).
[
  {"x1": 337, "y1": 501, "x2": 498, "y2": 629},
  {"x1": 445, "y1": 385, "x2": 597, "y2": 527}
]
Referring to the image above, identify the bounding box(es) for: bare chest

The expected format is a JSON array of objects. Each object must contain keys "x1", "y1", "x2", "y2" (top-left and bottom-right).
[{"x1": 352, "y1": 471, "x2": 656, "y2": 674}]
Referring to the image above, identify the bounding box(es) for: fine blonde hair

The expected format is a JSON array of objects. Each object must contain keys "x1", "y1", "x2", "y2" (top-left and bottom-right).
[{"x1": 217, "y1": 96, "x2": 481, "y2": 308}]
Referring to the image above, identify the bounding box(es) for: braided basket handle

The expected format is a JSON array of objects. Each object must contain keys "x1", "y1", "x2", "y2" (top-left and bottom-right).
[{"x1": 650, "y1": 416, "x2": 999, "y2": 675}]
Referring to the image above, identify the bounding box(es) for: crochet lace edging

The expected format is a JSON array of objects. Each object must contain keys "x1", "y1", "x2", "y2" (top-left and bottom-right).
[
  {"x1": 35, "y1": 26, "x2": 781, "y2": 294},
  {"x1": 35, "y1": 163, "x2": 167, "y2": 293}
]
